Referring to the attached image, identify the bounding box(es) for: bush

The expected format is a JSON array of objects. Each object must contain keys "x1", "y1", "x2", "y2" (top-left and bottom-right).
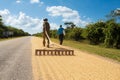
[
  {"x1": 104, "y1": 19, "x2": 120, "y2": 48},
  {"x1": 86, "y1": 21, "x2": 106, "y2": 44}
]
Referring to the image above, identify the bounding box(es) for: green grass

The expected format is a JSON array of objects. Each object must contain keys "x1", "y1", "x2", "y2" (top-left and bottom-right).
[{"x1": 51, "y1": 38, "x2": 120, "y2": 62}]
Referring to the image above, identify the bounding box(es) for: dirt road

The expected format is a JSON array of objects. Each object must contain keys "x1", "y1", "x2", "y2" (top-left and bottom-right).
[
  {"x1": 32, "y1": 37, "x2": 120, "y2": 80},
  {"x1": 0, "y1": 37, "x2": 33, "y2": 80}
]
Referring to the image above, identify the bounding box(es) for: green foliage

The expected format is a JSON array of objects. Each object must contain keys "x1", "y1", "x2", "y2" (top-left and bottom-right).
[
  {"x1": 50, "y1": 30, "x2": 57, "y2": 38},
  {"x1": 0, "y1": 28, "x2": 4, "y2": 37},
  {"x1": 104, "y1": 19, "x2": 120, "y2": 48},
  {"x1": 0, "y1": 15, "x2": 3, "y2": 26},
  {"x1": 86, "y1": 21, "x2": 106, "y2": 44},
  {"x1": 49, "y1": 27, "x2": 83, "y2": 41},
  {"x1": 67, "y1": 27, "x2": 82, "y2": 41},
  {"x1": 86, "y1": 19, "x2": 120, "y2": 49},
  {"x1": 0, "y1": 16, "x2": 5, "y2": 37},
  {"x1": 81, "y1": 28, "x2": 87, "y2": 38},
  {"x1": 58, "y1": 27, "x2": 82, "y2": 41},
  {"x1": 64, "y1": 22, "x2": 76, "y2": 28},
  {"x1": 32, "y1": 33, "x2": 42, "y2": 37},
  {"x1": 34, "y1": 18, "x2": 120, "y2": 49}
]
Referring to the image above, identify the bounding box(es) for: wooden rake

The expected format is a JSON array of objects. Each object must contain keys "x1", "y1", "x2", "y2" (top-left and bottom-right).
[{"x1": 35, "y1": 49, "x2": 74, "y2": 56}]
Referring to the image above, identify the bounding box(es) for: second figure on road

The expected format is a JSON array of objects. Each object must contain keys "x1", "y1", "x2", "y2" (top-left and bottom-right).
[{"x1": 57, "y1": 25, "x2": 65, "y2": 45}]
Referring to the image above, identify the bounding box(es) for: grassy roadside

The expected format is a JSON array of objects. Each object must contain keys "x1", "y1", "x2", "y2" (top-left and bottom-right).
[{"x1": 51, "y1": 38, "x2": 120, "y2": 62}]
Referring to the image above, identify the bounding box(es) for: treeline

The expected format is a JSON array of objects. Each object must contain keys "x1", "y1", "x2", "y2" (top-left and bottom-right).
[
  {"x1": 0, "y1": 15, "x2": 30, "y2": 38},
  {"x1": 86, "y1": 19, "x2": 120, "y2": 48}
]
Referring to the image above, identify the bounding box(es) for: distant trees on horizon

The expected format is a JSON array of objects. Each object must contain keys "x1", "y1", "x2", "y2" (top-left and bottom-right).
[{"x1": 0, "y1": 15, "x2": 30, "y2": 38}]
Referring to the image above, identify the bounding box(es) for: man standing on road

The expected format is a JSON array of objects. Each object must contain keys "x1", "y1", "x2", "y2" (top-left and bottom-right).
[
  {"x1": 43, "y1": 18, "x2": 50, "y2": 48},
  {"x1": 57, "y1": 25, "x2": 65, "y2": 45}
]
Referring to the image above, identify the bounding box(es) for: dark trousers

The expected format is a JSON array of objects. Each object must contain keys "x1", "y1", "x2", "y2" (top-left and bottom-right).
[
  {"x1": 43, "y1": 33, "x2": 50, "y2": 47},
  {"x1": 59, "y1": 34, "x2": 64, "y2": 45}
]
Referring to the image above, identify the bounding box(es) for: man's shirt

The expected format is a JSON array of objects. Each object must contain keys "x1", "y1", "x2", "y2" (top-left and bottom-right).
[{"x1": 57, "y1": 27, "x2": 64, "y2": 35}]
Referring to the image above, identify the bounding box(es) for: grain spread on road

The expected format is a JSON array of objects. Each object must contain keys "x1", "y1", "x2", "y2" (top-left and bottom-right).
[{"x1": 31, "y1": 37, "x2": 120, "y2": 80}]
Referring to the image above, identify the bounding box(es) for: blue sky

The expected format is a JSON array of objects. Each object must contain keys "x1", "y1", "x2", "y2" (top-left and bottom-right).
[{"x1": 0, "y1": 0, "x2": 120, "y2": 34}]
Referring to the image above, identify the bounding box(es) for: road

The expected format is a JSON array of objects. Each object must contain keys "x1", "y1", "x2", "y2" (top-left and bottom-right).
[
  {"x1": 0, "y1": 36, "x2": 120, "y2": 80},
  {"x1": 0, "y1": 37, "x2": 33, "y2": 80}
]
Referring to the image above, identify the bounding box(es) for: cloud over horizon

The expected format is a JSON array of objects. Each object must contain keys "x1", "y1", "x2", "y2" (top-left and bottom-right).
[
  {"x1": 0, "y1": 9, "x2": 41, "y2": 34},
  {"x1": 47, "y1": 6, "x2": 91, "y2": 26},
  {"x1": 0, "y1": 9, "x2": 58, "y2": 34},
  {"x1": 0, "y1": 6, "x2": 91, "y2": 34}
]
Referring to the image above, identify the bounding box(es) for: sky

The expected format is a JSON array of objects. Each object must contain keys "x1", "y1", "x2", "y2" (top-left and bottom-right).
[{"x1": 0, "y1": 0, "x2": 120, "y2": 34}]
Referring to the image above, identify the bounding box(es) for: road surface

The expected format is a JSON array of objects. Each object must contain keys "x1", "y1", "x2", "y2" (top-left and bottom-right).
[
  {"x1": 0, "y1": 37, "x2": 33, "y2": 80},
  {"x1": 0, "y1": 36, "x2": 120, "y2": 80}
]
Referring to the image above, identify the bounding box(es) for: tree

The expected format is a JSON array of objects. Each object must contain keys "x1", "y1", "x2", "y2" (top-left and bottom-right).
[
  {"x1": 0, "y1": 15, "x2": 3, "y2": 26},
  {"x1": 104, "y1": 19, "x2": 120, "y2": 48},
  {"x1": 70, "y1": 27, "x2": 83, "y2": 41},
  {"x1": 0, "y1": 15, "x2": 6, "y2": 37},
  {"x1": 64, "y1": 22, "x2": 76, "y2": 28},
  {"x1": 50, "y1": 30, "x2": 57, "y2": 38},
  {"x1": 86, "y1": 21, "x2": 106, "y2": 44},
  {"x1": 64, "y1": 27, "x2": 82, "y2": 41}
]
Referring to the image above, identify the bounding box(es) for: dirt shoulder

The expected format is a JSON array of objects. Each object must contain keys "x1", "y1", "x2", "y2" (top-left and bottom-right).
[{"x1": 31, "y1": 37, "x2": 120, "y2": 80}]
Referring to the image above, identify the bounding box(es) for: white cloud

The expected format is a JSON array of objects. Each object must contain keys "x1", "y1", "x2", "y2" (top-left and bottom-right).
[
  {"x1": 0, "y1": 9, "x2": 58, "y2": 34},
  {"x1": 16, "y1": 0, "x2": 21, "y2": 3},
  {"x1": 30, "y1": 0, "x2": 39, "y2": 4},
  {"x1": 50, "y1": 23, "x2": 58, "y2": 30},
  {"x1": 0, "y1": 9, "x2": 10, "y2": 15},
  {"x1": 46, "y1": 6, "x2": 91, "y2": 26},
  {"x1": 30, "y1": 0, "x2": 44, "y2": 6}
]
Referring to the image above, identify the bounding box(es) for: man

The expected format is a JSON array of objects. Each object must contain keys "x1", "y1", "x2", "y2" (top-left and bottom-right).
[
  {"x1": 57, "y1": 25, "x2": 65, "y2": 45},
  {"x1": 43, "y1": 18, "x2": 50, "y2": 48}
]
